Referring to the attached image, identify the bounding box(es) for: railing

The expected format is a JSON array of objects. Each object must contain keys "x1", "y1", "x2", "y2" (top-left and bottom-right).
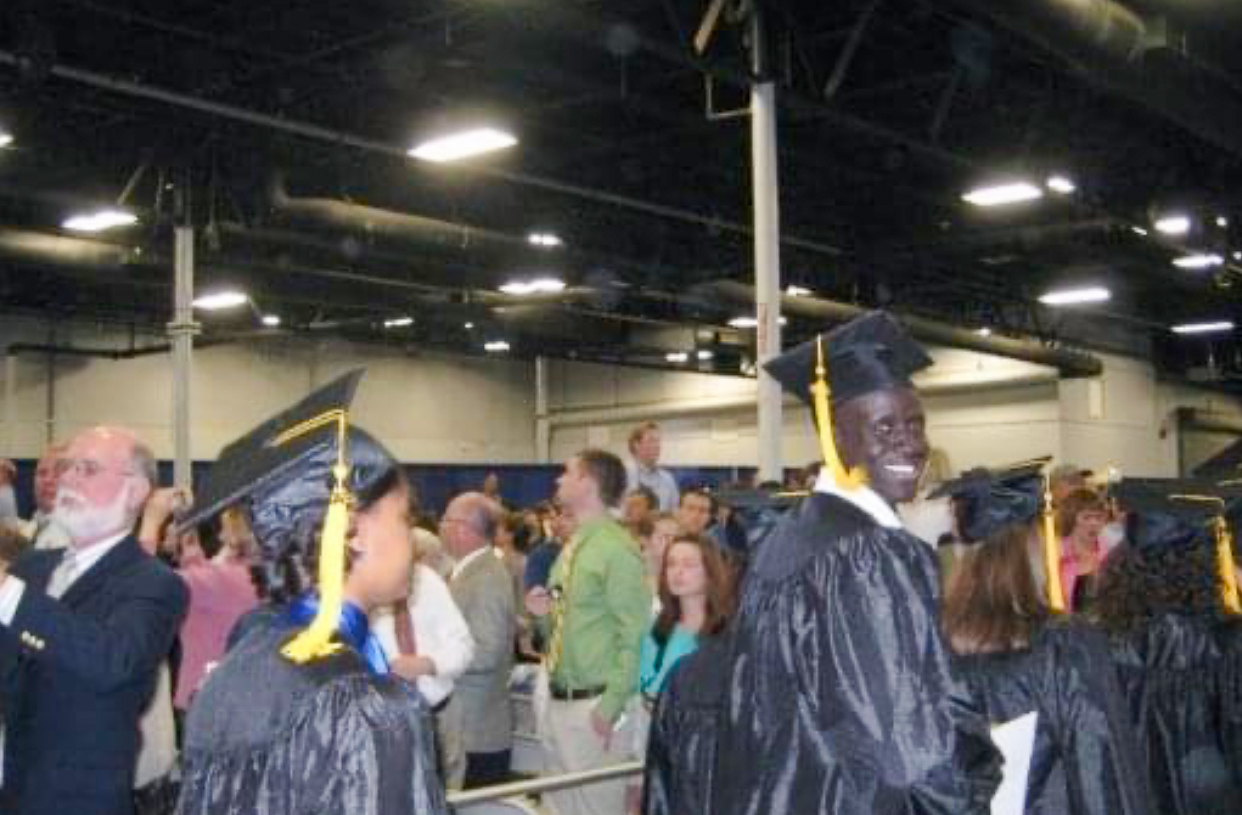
[{"x1": 446, "y1": 761, "x2": 644, "y2": 808}]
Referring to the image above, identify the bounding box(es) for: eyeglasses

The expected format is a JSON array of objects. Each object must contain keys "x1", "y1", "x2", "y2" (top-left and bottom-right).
[{"x1": 60, "y1": 459, "x2": 136, "y2": 480}]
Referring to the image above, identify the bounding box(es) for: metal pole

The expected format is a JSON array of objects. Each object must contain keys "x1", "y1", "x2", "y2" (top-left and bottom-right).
[
  {"x1": 534, "y1": 355, "x2": 551, "y2": 463},
  {"x1": 3, "y1": 352, "x2": 15, "y2": 454},
  {"x1": 446, "y1": 761, "x2": 643, "y2": 807},
  {"x1": 751, "y1": 7, "x2": 783, "y2": 483},
  {"x1": 170, "y1": 226, "x2": 198, "y2": 489}
]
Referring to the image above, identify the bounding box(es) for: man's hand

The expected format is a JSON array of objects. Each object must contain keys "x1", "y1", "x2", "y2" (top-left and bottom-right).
[
  {"x1": 390, "y1": 654, "x2": 437, "y2": 680},
  {"x1": 590, "y1": 707, "x2": 613, "y2": 748},
  {"x1": 525, "y1": 586, "x2": 552, "y2": 617}
]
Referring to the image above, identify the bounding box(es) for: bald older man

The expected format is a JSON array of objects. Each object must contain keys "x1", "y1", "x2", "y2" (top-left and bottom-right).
[
  {"x1": 0, "y1": 427, "x2": 187, "y2": 815},
  {"x1": 440, "y1": 491, "x2": 516, "y2": 789}
]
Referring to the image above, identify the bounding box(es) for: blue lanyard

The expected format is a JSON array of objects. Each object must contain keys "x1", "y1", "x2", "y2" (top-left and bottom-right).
[{"x1": 285, "y1": 593, "x2": 390, "y2": 675}]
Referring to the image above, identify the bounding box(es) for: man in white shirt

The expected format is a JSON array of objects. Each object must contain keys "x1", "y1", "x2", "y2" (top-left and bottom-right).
[
  {"x1": 624, "y1": 422, "x2": 679, "y2": 512},
  {"x1": 0, "y1": 426, "x2": 187, "y2": 815}
]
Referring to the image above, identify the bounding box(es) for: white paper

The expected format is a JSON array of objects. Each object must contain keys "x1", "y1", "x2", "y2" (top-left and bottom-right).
[{"x1": 990, "y1": 711, "x2": 1038, "y2": 815}]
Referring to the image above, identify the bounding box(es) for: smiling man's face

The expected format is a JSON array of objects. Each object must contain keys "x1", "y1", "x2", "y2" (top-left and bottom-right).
[{"x1": 833, "y1": 386, "x2": 929, "y2": 506}]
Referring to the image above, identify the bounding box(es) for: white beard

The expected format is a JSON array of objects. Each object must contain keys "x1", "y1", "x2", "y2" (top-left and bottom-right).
[{"x1": 53, "y1": 484, "x2": 133, "y2": 544}]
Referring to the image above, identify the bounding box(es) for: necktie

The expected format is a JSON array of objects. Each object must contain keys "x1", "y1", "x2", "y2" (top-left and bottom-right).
[
  {"x1": 394, "y1": 600, "x2": 418, "y2": 655},
  {"x1": 47, "y1": 550, "x2": 80, "y2": 600},
  {"x1": 546, "y1": 539, "x2": 582, "y2": 675}
]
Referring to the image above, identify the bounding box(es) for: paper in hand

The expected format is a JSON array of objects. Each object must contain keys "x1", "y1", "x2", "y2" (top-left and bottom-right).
[{"x1": 990, "y1": 711, "x2": 1038, "y2": 815}]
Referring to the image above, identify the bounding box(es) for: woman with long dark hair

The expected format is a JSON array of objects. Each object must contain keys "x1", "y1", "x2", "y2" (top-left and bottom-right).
[
  {"x1": 175, "y1": 371, "x2": 446, "y2": 815},
  {"x1": 1092, "y1": 484, "x2": 1242, "y2": 815},
  {"x1": 939, "y1": 466, "x2": 1152, "y2": 815}
]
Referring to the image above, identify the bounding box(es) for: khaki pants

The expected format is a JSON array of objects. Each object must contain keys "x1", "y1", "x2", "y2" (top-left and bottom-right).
[{"x1": 541, "y1": 697, "x2": 628, "y2": 815}]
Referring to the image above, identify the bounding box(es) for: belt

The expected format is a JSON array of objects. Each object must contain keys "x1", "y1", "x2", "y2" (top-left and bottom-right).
[{"x1": 549, "y1": 683, "x2": 607, "y2": 701}]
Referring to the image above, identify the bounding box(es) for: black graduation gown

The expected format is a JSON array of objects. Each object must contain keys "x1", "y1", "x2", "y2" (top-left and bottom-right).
[
  {"x1": 649, "y1": 491, "x2": 1001, "y2": 814},
  {"x1": 1109, "y1": 614, "x2": 1242, "y2": 815},
  {"x1": 176, "y1": 616, "x2": 447, "y2": 815},
  {"x1": 955, "y1": 622, "x2": 1153, "y2": 815}
]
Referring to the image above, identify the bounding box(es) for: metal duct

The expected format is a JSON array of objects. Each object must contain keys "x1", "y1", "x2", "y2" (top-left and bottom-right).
[
  {"x1": 943, "y1": 0, "x2": 1242, "y2": 159},
  {"x1": 6, "y1": 342, "x2": 171, "y2": 360},
  {"x1": 0, "y1": 230, "x2": 137, "y2": 269},
  {"x1": 710, "y1": 281, "x2": 1103, "y2": 377}
]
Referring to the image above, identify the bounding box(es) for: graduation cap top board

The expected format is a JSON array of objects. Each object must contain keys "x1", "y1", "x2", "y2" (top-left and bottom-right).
[
  {"x1": 179, "y1": 369, "x2": 403, "y2": 662},
  {"x1": 930, "y1": 458, "x2": 1050, "y2": 544},
  {"x1": 764, "y1": 311, "x2": 932, "y2": 492}
]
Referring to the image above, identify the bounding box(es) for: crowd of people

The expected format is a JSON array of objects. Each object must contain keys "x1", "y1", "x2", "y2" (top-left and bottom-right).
[{"x1": 0, "y1": 310, "x2": 1238, "y2": 815}]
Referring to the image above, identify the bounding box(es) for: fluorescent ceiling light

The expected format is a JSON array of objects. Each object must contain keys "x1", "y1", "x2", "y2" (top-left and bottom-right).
[
  {"x1": 975, "y1": 327, "x2": 992, "y2": 337},
  {"x1": 697, "y1": 350, "x2": 714, "y2": 360},
  {"x1": 1217, "y1": 216, "x2": 1229, "y2": 228},
  {"x1": 728, "y1": 315, "x2": 787, "y2": 328},
  {"x1": 62, "y1": 208, "x2": 138, "y2": 233},
  {"x1": 1154, "y1": 215, "x2": 1191, "y2": 235},
  {"x1": 409, "y1": 127, "x2": 517, "y2": 163},
  {"x1": 1045, "y1": 175, "x2": 1075, "y2": 194},
  {"x1": 499, "y1": 277, "x2": 566, "y2": 296},
  {"x1": 0, "y1": 132, "x2": 12, "y2": 149},
  {"x1": 1172, "y1": 253, "x2": 1224, "y2": 269},
  {"x1": 962, "y1": 181, "x2": 1043, "y2": 207},
  {"x1": 527, "y1": 232, "x2": 563, "y2": 248},
  {"x1": 1130, "y1": 226, "x2": 1148, "y2": 236},
  {"x1": 464, "y1": 321, "x2": 475, "y2": 330},
  {"x1": 261, "y1": 314, "x2": 281, "y2": 327},
  {"x1": 665, "y1": 352, "x2": 689, "y2": 363},
  {"x1": 193, "y1": 290, "x2": 248, "y2": 310},
  {"x1": 1172, "y1": 321, "x2": 1234, "y2": 335},
  {"x1": 1038, "y1": 286, "x2": 1110, "y2": 306},
  {"x1": 484, "y1": 340, "x2": 510, "y2": 353},
  {"x1": 383, "y1": 316, "x2": 414, "y2": 328},
  {"x1": 786, "y1": 285, "x2": 812, "y2": 297}
]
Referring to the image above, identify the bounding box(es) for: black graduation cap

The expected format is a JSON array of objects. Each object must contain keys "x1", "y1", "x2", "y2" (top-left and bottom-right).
[
  {"x1": 178, "y1": 368, "x2": 398, "y2": 562},
  {"x1": 930, "y1": 458, "x2": 1048, "y2": 543},
  {"x1": 1112, "y1": 477, "x2": 1242, "y2": 537},
  {"x1": 764, "y1": 311, "x2": 933, "y2": 405}
]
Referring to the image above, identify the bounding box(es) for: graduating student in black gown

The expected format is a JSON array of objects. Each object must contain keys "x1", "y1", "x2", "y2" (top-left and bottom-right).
[
  {"x1": 938, "y1": 464, "x2": 1153, "y2": 815},
  {"x1": 174, "y1": 371, "x2": 447, "y2": 815},
  {"x1": 644, "y1": 312, "x2": 1001, "y2": 815},
  {"x1": 1091, "y1": 482, "x2": 1242, "y2": 815}
]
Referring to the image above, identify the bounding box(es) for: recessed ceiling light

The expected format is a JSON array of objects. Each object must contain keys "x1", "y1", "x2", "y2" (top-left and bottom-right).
[
  {"x1": 665, "y1": 352, "x2": 689, "y2": 363},
  {"x1": 1045, "y1": 175, "x2": 1075, "y2": 194},
  {"x1": 484, "y1": 340, "x2": 510, "y2": 353},
  {"x1": 383, "y1": 316, "x2": 414, "y2": 328},
  {"x1": 527, "y1": 232, "x2": 563, "y2": 248},
  {"x1": 1172, "y1": 253, "x2": 1224, "y2": 269},
  {"x1": 1038, "y1": 286, "x2": 1110, "y2": 306},
  {"x1": 261, "y1": 314, "x2": 281, "y2": 327},
  {"x1": 409, "y1": 127, "x2": 517, "y2": 163},
  {"x1": 962, "y1": 181, "x2": 1043, "y2": 207},
  {"x1": 786, "y1": 285, "x2": 812, "y2": 297},
  {"x1": 696, "y1": 350, "x2": 714, "y2": 360},
  {"x1": 62, "y1": 208, "x2": 139, "y2": 233},
  {"x1": 499, "y1": 277, "x2": 566, "y2": 296},
  {"x1": 193, "y1": 290, "x2": 249, "y2": 310},
  {"x1": 1154, "y1": 215, "x2": 1191, "y2": 235},
  {"x1": 1171, "y1": 321, "x2": 1234, "y2": 335}
]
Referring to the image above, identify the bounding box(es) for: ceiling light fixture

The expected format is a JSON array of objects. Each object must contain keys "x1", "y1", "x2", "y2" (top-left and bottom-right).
[
  {"x1": 786, "y1": 285, "x2": 812, "y2": 297},
  {"x1": 1038, "y1": 286, "x2": 1111, "y2": 306},
  {"x1": 962, "y1": 181, "x2": 1043, "y2": 207},
  {"x1": 62, "y1": 208, "x2": 139, "y2": 233},
  {"x1": 499, "y1": 277, "x2": 566, "y2": 296},
  {"x1": 261, "y1": 314, "x2": 281, "y2": 327},
  {"x1": 464, "y1": 321, "x2": 475, "y2": 330},
  {"x1": 1172, "y1": 321, "x2": 1234, "y2": 335},
  {"x1": 1045, "y1": 175, "x2": 1075, "y2": 194},
  {"x1": 484, "y1": 340, "x2": 510, "y2": 353},
  {"x1": 665, "y1": 352, "x2": 689, "y2": 363},
  {"x1": 1154, "y1": 215, "x2": 1191, "y2": 235},
  {"x1": 193, "y1": 290, "x2": 249, "y2": 310},
  {"x1": 383, "y1": 316, "x2": 414, "y2": 328},
  {"x1": 1234, "y1": 251, "x2": 1242, "y2": 261},
  {"x1": 728, "y1": 315, "x2": 787, "y2": 328},
  {"x1": 527, "y1": 232, "x2": 563, "y2": 248},
  {"x1": 975, "y1": 327, "x2": 992, "y2": 337},
  {"x1": 1131, "y1": 226, "x2": 1148, "y2": 236},
  {"x1": 697, "y1": 350, "x2": 714, "y2": 360},
  {"x1": 1172, "y1": 253, "x2": 1224, "y2": 270},
  {"x1": 0, "y1": 132, "x2": 12, "y2": 149},
  {"x1": 409, "y1": 127, "x2": 517, "y2": 163},
  {"x1": 1217, "y1": 216, "x2": 1229, "y2": 228}
]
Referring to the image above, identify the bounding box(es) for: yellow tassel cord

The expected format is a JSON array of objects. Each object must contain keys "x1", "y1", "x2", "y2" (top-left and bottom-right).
[
  {"x1": 811, "y1": 335, "x2": 866, "y2": 491},
  {"x1": 1214, "y1": 517, "x2": 1242, "y2": 615},
  {"x1": 272, "y1": 409, "x2": 354, "y2": 663},
  {"x1": 1042, "y1": 476, "x2": 1066, "y2": 613}
]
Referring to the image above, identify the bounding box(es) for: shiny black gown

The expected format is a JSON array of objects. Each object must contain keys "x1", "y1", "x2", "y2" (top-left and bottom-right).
[
  {"x1": 955, "y1": 622, "x2": 1153, "y2": 815},
  {"x1": 1109, "y1": 614, "x2": 1242, "y2": 815},
  {"x1": 646, "y1": 491, "x2": 1001, "y2": 814},
  {"x1": 176, "y1": 616, "x2": 447, "y2": 815}
]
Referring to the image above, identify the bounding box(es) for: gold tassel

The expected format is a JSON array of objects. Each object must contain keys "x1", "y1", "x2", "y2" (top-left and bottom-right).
[
  {"x1": 811, "y1": 335, "x2": 866, "y2": 491},
  {"x1": 276, "y1": 409, "x2": 354, "y2": 663},
  {"x1": 1042, "y1": 477, "x2": 1066, "y2": 613},
  {"x1": 1214, "y1": 516, "x2": 1242, "y2": 615}
]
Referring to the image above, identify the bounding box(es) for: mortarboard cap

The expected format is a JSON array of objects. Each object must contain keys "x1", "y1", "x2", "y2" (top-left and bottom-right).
[
  {"x1": 930, "y1": 458, "x2": 1048, "y2": 544},
  {"x1": 764, "y1": 311, "x2": 932, "y2": 406}
]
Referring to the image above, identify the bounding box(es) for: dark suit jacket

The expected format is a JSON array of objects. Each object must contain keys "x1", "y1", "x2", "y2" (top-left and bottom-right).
[{"x1": 0, "y1": 536, "x2": 188, "y2": 815}]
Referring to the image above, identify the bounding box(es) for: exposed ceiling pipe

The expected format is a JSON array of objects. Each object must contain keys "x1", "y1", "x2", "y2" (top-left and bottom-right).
[
  {"x1": 941, "y1": 0, "x2": 1242, "y2": 160},
  {"x1": 710, "y1": 280, "x2": 1103, "y2": 377},
  {"x1": 7, "y1": 342, "x2": 172, "y2": 360}
]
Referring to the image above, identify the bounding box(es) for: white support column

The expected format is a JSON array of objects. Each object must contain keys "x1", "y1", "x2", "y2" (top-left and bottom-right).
[
  {"x1": 535, "y1": 355, "x2": 551, "y2": 463},
  {"x1": 752, "y1": 79, "x2": 783, "y2": 482},
  {"x1": 170, "y1": 226, "x2": 198, "y2": 489}
]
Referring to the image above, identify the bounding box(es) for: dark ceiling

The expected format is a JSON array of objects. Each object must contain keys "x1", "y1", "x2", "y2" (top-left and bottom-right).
[{"x1": 2, "y1": 0, "x2": 1242, "y2": 380}]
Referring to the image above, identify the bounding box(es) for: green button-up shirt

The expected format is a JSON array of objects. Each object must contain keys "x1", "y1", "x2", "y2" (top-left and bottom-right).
[{"x1": 546, "y1": 514, "x2": 651, "y2": 722}]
